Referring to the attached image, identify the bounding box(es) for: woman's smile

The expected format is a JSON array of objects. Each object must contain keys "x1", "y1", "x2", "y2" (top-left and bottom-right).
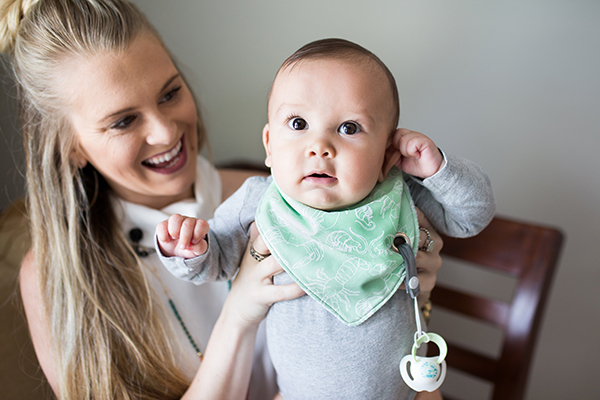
[{"x1": 142, "y1": 136, "x2": 188, "y2": 174}]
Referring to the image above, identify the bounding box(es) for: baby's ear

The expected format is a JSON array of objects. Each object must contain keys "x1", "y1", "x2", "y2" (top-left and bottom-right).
[
  {"x1": 379, "y1": 139, "x2": 400, "y2": 182},
  {"x1": 262, "y1": 124, "x2": 273, "y2": 168}
]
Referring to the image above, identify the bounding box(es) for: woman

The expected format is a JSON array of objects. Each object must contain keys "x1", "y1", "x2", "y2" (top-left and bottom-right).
[{"x1": 0, "y1": 0, "x2": 443, "y2": 399}]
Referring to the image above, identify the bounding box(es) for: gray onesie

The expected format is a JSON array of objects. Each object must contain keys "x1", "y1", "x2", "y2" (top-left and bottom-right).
[{"x1": 158, "y1": 153, "x2": 495, "y2": 400}]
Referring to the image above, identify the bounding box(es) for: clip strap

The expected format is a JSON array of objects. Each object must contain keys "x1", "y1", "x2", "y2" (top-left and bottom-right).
[{"x1": 392, "y1": 232, "x2": 420, "y2": 299}]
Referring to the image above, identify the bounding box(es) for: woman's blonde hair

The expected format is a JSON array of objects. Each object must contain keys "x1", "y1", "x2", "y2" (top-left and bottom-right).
[{"x1": 0, "y1": 0, "x2": 206, "y2": 398}]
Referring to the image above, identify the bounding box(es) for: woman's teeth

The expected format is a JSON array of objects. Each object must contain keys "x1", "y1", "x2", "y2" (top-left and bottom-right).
[{"x1": 145, "y1": 140, "x2": 182, "y2": 166}]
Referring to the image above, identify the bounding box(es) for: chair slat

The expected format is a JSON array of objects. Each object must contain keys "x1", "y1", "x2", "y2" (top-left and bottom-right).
[
  {"x1": 444, "y1": 342, "x2": 498, "y2": 382},
  {"x1": 430, "y1": 285, "x2": 510, "y2": 328},
  {"x1": 439, "y1": 217, "x2": 550, "y2": 276}
]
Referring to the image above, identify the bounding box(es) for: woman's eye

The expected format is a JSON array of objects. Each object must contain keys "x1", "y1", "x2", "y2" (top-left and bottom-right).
[
  {"x1": 288, "y1": 117, "x2": 308, "y2": 130},
  {"x1": 160, "y1": 86, "x2": 181, "y2": 103},
  {"x1": 339, "y1": 121, "x2": 360, "y2": 135},
  {"x1": 111, "y1": 115, "x2": 137, "y2": 130}
]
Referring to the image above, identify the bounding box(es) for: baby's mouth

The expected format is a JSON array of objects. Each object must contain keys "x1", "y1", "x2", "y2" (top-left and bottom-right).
[
  {"x1": 308, "y1": 173, "x2": 333, "y2": 178},
  {"x1": 304, "y1": 171, "x2": 337, "y2": 184},
  {"x1": 143, "y1": 138, "x2": 183, "y2": 169}
]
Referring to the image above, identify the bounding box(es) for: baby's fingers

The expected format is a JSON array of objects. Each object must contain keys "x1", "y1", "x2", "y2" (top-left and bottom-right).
[
  {"x1": 178, "y1": 217, "x2": 197, "y2": 250},
  {"x1": 392, "y1": 129, "x2": 414, "y2": 152},
  {"x1": 167, "y1": 214, "x2": 185, "y2": 239},
  {"x1": 186, "y1": 220, "x2": 209, "y2": 256},
  {"x1": 191, "y1": 219, "x2": 210, "y2": 244},
  {"x1": 156, "y1": 220, "x2": 172, "y2": 243},
  {"x1": 398, "y1": 131, "x2": 430, "y2": 158}
]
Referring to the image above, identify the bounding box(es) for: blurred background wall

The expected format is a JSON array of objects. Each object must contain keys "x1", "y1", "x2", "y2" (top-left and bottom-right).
[
  {"x1": 2, "y1": 0, "x2": 598, "y2": 398},
  {"x1": 0, "y1": 62, "x2": 22, "y2": 210}
]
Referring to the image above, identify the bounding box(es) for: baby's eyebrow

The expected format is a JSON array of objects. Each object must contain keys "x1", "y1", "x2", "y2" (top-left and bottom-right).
[
  {"x1": 273, "y1": 102, "x2": 303, "y2": 115},
  {"x1": 343, "y1": 112, "x2": 376, "y2": 126}
]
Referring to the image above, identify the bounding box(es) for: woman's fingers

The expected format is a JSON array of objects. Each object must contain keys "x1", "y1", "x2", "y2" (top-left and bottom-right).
[
  {"x1": 249, "y1": 223, "x2": 269, "y2": 253},
  {"x1": 259, "y1": 256, "x2": 285, "y2": 278},
  {"x1": 414, "y1": 250, "x2": 442, "y2": 294},
  {"x1": 414, "y1": 208, "x2": 443, "y2": 295},
  {"x1": 251, "y1": 224, "x2": 304, "y2": 302},
  {"x1": 416, "y1": 209, "x2": 443, "y2": 253},
  {"x1": 264, "y1": 281, "x2": 305, "y2": 304},
  {"x1": 248, "y1": 223, "x2": 289, "y2": 278},
  {"x1": 229, "y1": 223, "x2": 304, "y2": 325},
  {"x1": 247, "y1": 224, "x2": 304, "y2": 302}
]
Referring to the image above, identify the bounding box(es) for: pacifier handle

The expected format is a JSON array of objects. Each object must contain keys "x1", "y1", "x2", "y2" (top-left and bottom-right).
[{"x1": 412, "y1": 332, "x2": 447, "y2": 365}]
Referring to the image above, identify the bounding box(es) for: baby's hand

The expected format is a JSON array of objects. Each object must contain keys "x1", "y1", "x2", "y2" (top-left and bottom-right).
[
  {"x1": 392, "y1": 128, "x2": 444, "y2": 179},
  {"x1": 156, "y1": 214, "x2": 209, "y2": 259}
]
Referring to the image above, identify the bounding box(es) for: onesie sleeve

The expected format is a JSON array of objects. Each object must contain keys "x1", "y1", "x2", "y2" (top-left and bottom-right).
[
  {"x1": 406, "y1": 151, "x2": 496, "y2": 238},
  {"x1": 157, "y1": 175, "x2": 273, "y2": 284}
]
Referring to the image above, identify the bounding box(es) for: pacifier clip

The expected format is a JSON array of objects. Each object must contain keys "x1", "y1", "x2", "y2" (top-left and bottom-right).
[{"x1": 392, "y1": 233, "x2": 448, "y2": 393}]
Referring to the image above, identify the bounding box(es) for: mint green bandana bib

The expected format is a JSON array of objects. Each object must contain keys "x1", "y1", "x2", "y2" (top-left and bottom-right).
[{"x1": 255, "y1": 168, "x2": 419, "y2": 326}]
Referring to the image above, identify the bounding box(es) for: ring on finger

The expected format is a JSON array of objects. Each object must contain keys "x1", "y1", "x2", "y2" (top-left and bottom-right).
[
  {"x1": 250, "y1": 245, "x2": 270, "y2": 262},
  {"x1": 418, "y1": 227, "x2": 436, "y2": 253}
]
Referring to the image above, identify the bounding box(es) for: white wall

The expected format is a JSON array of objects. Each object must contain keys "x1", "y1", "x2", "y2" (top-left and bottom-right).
[
  {"x1": 130, "y1": 1, "x2": 599, "y2": 398},
  {"x1": 1, "y1": 0, "x2": 597, "y2": 398}
]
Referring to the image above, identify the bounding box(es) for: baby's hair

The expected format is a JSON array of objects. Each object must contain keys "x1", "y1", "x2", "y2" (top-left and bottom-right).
[{"x1": 276, "y1": 38, "x2": 400, "y2": 129}]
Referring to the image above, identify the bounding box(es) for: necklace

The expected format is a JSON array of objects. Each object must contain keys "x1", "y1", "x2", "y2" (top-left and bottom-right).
[{"x1": 129, "y1": 228, "x2": 203, "y2": 360}]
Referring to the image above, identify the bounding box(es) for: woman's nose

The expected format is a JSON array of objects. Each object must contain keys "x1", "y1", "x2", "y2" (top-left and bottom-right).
[{"x1": 145, "y1": 112, "x2": 177, "y2": 145}]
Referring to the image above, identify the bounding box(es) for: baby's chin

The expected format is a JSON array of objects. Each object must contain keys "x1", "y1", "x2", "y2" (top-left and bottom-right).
[
  {"x1": 277, "y1": 180, "x2": 372, "y2": 211},
  {"x1": 299, "y1": 195, "x2": 364, "y2": 212}
]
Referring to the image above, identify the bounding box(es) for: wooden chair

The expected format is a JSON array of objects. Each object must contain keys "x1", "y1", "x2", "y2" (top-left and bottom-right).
[{"x1": 428, "y1": 215, "x2": 564, "y2": 400}]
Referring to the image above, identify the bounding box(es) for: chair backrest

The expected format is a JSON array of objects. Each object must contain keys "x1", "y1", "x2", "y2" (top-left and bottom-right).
[{"x1": 428, "y1": 215, "x2": 564, "y2": 400}]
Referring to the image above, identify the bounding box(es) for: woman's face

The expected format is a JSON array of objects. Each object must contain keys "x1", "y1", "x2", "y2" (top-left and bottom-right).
[{"x1": 62, "y1": 34, "x2": 199, "y2": 209}]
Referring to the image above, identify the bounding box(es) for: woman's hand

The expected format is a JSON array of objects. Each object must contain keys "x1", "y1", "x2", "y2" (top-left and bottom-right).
[
  {"x1": 226, "y1": 222, "x2": 305, "y2": 326},
  {"x1": 184, "y1": 223, "x2": 303, "y2": 400},
  {"x1": 413, "y1": 208, "x2": 443, "y2": 307}
]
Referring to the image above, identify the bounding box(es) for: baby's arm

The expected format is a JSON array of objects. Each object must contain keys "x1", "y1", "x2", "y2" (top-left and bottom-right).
[
  {"x1": 406, "y1": 150, "x2": 496, "y2": 238},
  {"x1": 389, "y1": 129, "x2": 495, "y2": 238},
  {"x1": 156, "y1": 214, "x2": 209, "y2": 259},
  {"x1": 154, "y1": 175, "x2": 274, "y2": 284}
]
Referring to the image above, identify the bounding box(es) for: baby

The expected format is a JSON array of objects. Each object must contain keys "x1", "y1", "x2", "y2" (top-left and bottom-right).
[{"x1": 156, "y1": 39, "x2": 495, "y2": 399}]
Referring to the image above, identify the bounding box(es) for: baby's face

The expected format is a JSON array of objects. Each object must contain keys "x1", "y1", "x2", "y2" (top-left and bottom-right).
[{"x1": 263, "y1": 58, "x2": 396, "y2": 210}]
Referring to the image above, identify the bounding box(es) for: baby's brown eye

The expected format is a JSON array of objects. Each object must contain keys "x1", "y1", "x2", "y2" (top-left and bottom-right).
[
  {"x1": 288, "y1": 117, "x2": 308, "y2": 130},
  {"x1": 339, "y1": 121, "x2": 360, "y2": 135}
]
